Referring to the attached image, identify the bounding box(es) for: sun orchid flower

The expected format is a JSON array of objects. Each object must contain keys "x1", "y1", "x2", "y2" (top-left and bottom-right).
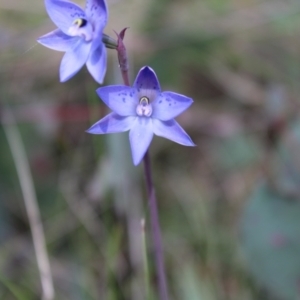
[
  {"x1": 38, "y1": 0, "x2": 108, "y2": 83},
  {"x1": 87, "y1": 66, "x2": 195, "y2": 165}
]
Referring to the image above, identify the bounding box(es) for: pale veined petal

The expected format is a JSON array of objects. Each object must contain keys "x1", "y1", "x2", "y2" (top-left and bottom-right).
[
  {"x1": 59, "y1": 40, "x2": 92, "y2": 82},
  {"x1": 86, "y1": 43, "x2": 107, "y2": 84},
  {"x1": 152, "y1": 119, "x2": 195, "y2": 146},
  {"x1": 87, "y1": 113, "x2": 136, "y2": 134},
  {"x1": 85, "y1": 0, "x2": 108, "y2": 33},
  {"x1": 152, "y1": 92, "x2": 193, "y2": 121},
  {"x1": 129, "y1": 117, "x2": 153, "y2": 165},
  {"x1": 37, "y1": 29, "x2": 79, "y2": 52},
  {"x1": 96, "y1": 85, "x2": 137, "y2": 116}
]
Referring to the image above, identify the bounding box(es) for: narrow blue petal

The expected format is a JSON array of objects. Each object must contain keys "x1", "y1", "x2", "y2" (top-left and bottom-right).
[
  {"x1": 85, "y1": 0, "x2": 108, "y2": 35},
  {"x1": 152, "y1": 92, "x2": 193, "y2": 121},
  {"x1": 87, "y1": 113, "x2": 136, "y2": 134},
  {"x1": 86, "y1": 43, "x2": 107, "y2": 84},
  {"x1": 133, "y1": 66, "x2": 161, "y2": 92},
  {"x1": 45, "y1": 0, "x2": 85, "y2": 34},
  {"x1": 129, "y1": 118, "x2": 153, "y2": 165},
  {"x1": 152, "y1": 119, "x2": 195, "y2": 146},
  {"x1": 59, "y1": 40, "x2": 92, "y2": 82},
  {"x1": 97, "y1": 86, "x2": 137, "y2": 116},
  {"x1": 37, "y1": 29, "x2": 79, "y2": 52}
]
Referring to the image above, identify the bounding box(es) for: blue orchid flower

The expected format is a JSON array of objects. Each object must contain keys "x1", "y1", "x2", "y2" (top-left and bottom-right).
[
  {"x1": 38, "y1": 0, "x2": 108, "y2": 84},
  {"x1": 87, "y1": 66, "x2": 195, "y2": 165}
]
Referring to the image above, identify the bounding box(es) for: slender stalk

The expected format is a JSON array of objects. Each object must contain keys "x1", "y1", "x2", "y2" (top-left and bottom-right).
[
  {"x1": 121, "y1": 69, "x2": 130, "y2": 86},
  {"x1": 3, "y1": 110, "x2": 54, "y2": 300},
  {"x1": 143, "y1": 152, "x2": 169, "y2": 300},
  {"x1": 116, "y1": 30, "x2": 169, "y2": 300},
  {"x1": 115, "y1": 28, "x2": 130, "y2": 87},
  {"x1": 141, "y1": 218, "x2": 150, "y2": 300}
]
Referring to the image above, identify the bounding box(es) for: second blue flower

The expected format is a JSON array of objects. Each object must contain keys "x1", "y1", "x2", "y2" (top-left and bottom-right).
[{"x1": 38, "y1": 0, "x2": 108, "y2": 84}]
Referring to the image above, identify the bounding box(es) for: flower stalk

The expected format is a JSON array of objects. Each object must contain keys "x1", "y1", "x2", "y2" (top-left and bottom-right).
[
  {"x1": 141, "y1": 218, "x2": 150, "y2": 300},
  {"x1": 116, "y1": 30, "x2": 169, "y2": 300},
  {"x1": 115, "y1": 28, "x2": 130, "y2": 86},
  {"x1": 102, "y1": 34, "x2": 118, "y2": 49},
  {"x1": 143, "y1": 151, "x2": 169, "y2": 300}
]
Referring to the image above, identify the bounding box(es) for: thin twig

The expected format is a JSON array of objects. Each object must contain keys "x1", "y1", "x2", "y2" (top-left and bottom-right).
[{"x1": 2, "y1": 110, "x2": 54, "y2": 300}]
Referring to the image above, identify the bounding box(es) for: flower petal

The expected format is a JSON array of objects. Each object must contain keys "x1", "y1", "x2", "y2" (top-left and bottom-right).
[
  {"x1": 152, "y1": 119, "x2": 195, "y2": 146},
  {"x1": 96, "y1": 86, "x2": 137, "y2": 116},
  {"x1": 37, "y1": 29, "x2": 79, "y2": 52},
  {"x1": 87, "y1": 113, "x2": 135, "y2": 134},
  {"x1": 152, "y1": 92, "x2": 193, "y2": 121},
  {"x1": 129, "y1": 118, "x2": 154, "y2": 165},
  {"x1": 45, "y1": 0, "x2": 86, "y2": 34},
  {"x1": 133, "y1": 66, "x2": 161, "y2": 91},
  {"x1": 59, "y1": 40, "x2": 92, "y2": 82},
  {"x1": 86, "y1": 43, "x2": 107, "y2": 84},
  {"x1": 85, "y1": 0, "x2": 108, "y2": 33}
]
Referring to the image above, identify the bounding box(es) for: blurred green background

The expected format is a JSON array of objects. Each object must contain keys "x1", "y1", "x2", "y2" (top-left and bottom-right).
[{"x1": 2, "y1": 0, "x2": 300, "y2": 299}]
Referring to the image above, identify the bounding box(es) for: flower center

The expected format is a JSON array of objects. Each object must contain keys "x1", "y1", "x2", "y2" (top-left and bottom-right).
[
  {"x1": 73, "y1": 18, "x2": 87, "y2": 28},
  {"x1": 68, "y1": 18, "x2": 93, "y2": 42},
  {"x1": 136, "y1": 96, "x2": 153, "y2": 117}
]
